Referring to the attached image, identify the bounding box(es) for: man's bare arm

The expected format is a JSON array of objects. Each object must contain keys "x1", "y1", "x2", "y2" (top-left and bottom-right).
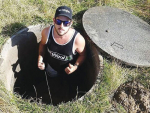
[
  {"x1": 65, "y1": 33, "x2": 86, "y2": 74},
  {"x1": 38, "y1": 27, "x2": 50, "y2": 70},
  {"x1": 74, "y1": 33, "x2": 86, "y2": 66}
]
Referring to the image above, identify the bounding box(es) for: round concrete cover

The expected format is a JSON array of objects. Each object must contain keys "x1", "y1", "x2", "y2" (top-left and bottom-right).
[{"x1": 83, "y1": 6, "x2": 150, "y2": 67}]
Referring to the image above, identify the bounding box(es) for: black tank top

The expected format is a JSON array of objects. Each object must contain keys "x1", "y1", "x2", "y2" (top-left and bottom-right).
[{"x1": 45, "y1": 25, "x2": 78, "y2": 72}]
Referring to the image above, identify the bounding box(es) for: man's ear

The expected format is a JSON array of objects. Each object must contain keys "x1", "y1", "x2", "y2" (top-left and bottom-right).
[
  {"x1": 53, "y1": 18, "x2": 55, "y2": 24},
  {"x1": 70, "y1": 20, "x2": 73, "y2": 26}
]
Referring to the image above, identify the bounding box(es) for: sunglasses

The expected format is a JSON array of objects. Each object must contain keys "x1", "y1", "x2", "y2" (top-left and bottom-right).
[{"x1": 55, "y1": 19, "x2": 71, "y2": 27}]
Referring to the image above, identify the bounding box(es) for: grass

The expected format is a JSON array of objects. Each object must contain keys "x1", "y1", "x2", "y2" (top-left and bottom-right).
[{"x1": 0, "y1": 0, "x2": 150, "y2": 112}]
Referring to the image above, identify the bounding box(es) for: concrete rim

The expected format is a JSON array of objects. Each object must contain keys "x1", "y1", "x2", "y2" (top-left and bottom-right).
[{"x1": 0, "y1": 24, "x2": 103, "y2": 105}]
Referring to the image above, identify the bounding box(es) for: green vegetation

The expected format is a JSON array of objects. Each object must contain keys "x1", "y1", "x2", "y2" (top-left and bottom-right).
[{"x1": 0, "y1": 0, "x2": 150, "y2": 112}]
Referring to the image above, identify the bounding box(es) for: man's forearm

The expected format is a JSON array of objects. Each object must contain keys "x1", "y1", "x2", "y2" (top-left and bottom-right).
[
  {"x1": 38, "y1": 43, "x2": 46, "y2": 63},
  {"x1": 74, "y1": 54, "x2": 86, "y2": 67},
  {"x1": 38, "y1": 55, "x2": 44, "y2": 62}
]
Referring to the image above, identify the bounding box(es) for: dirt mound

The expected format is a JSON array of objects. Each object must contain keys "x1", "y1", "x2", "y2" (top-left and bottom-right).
[{"x1": 113, "y1": 81, "x2": 150, "y2": 113}]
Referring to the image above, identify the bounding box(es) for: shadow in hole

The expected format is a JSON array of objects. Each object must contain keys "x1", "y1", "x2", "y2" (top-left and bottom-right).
[
  {"x1": 7, "y1": 21, "x2": 100, "y2": 105},
  {"x1": 10, "y1": 25, "x2": 45, "y2": 98}
]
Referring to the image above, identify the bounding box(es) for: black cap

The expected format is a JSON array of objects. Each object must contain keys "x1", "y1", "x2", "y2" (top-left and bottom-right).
[{"x1": 55, "y1": 6, "x2": 72, "y2": 20}]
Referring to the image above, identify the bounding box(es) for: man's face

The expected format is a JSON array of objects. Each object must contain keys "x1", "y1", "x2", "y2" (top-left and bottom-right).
[{"x1": 53, "y1": 16, "x2": 72, "y2": 36}]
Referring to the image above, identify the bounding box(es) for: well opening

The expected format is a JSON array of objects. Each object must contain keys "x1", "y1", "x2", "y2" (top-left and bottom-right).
[{"x1": 0, "y1": 25, "x2": 100, "y2": 105}]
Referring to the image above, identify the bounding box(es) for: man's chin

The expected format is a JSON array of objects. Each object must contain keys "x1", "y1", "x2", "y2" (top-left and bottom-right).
[
  {"x1": 58, "y1": 32, "x2": 65, "y2": 36},
  {"x1": 57, "y1": 31, "x2": 67, "y2": 36},
  {"x1": 55, "y1": 27, "x2": 69, "y2": 36}
]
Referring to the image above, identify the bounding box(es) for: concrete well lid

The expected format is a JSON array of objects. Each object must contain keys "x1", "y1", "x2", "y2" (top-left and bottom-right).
[{"x1": 82, "y1": 6, "x2": 150, "y2": 67}]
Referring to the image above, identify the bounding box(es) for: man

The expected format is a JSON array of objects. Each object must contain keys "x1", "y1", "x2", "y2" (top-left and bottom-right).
[{"x1": 38, "y1": 6, "x2": 86, "y2": 77}]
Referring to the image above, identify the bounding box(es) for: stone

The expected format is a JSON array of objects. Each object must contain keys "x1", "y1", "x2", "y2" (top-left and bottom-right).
[{"x1": 82, "y1": 6, "x2": 150, "y2": 67}]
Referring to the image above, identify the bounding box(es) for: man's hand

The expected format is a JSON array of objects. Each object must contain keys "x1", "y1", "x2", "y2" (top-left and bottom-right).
[
  {"x1": 65, "y1": 63, "x2": 78, "y2": 74},
  {"x1": 38, "y1": 62, "x2": 45, "y2": 70}
]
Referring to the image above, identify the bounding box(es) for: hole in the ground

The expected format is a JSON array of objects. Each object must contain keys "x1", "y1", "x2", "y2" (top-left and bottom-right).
[{"x1": 0, "y1": 25, "x2": 101, "y2": 105}]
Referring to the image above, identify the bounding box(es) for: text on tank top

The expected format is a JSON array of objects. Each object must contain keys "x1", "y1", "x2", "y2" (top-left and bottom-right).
[{"x1": 46, "y1": 25, "x2": 78, "y2": 71}]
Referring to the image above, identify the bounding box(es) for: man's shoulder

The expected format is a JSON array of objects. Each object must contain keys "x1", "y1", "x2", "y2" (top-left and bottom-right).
[
  {"x1": 41, "y1": 25, "x2": 52, "y2": 44},
  {"x1": 75, "y1": 32, "x2": 85, "y2": 44},
  {"x1": 41, "y1": 25, "x2": 53, "y2": 38},
  {"x1": 42, "y1": 26, "x2": 51, "y2": 34}
]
